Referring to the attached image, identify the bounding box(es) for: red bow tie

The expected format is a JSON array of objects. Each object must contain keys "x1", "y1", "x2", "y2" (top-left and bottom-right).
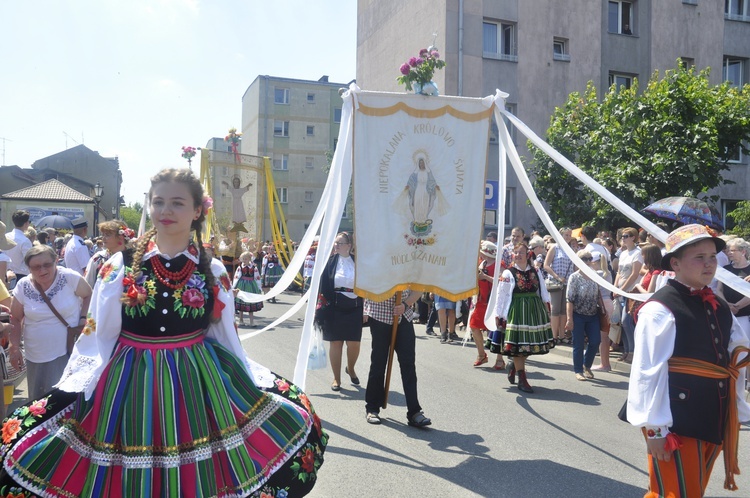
[{"x1": 690, "y1": 287, "x2": 719, "y2": 311}]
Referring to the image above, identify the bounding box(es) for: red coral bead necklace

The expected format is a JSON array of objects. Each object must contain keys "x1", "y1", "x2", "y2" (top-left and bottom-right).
[{"x1": 151, "y1": 256, "x2": 196, "y2": 290}]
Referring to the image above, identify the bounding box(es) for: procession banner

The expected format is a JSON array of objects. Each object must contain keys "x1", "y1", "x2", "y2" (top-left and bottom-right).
[{"x1": 352, "y1": 91, "x2": 494, "y2": 301}]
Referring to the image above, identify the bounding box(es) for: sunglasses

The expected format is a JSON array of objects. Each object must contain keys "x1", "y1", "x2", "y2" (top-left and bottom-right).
[
  {"x1": 621, "y1": 234, "x2": 632, "y2": 239},
  {"x1": 580, "y1": 257, "x2": 593, "y2": 262}
]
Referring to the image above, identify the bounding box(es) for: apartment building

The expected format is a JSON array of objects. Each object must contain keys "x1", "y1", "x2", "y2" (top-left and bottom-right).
[
  {"x1": 357, "y1": 0, "x2": 750, "y2": 234},
  {"x1": 240, "y1": 75, "x2": 352, "y2": 242}
]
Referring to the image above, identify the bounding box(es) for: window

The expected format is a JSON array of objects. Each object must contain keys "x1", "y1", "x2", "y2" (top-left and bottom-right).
[
  {"x1": 725, "y1": 0, "x2": 750, "y2": 20},
  {"x1": 504, "y1": 188, "x2": 514, "y2": 228},
  {"x1": 723, "y1": 57, "x2": 744, "y2": 87},
  {"x1": 553, "y1": 38, "x2": 570, "y2": 62},
  {"x1": 306, "y1": 125, "x2": 315, "y2": 136},
  {"x1": 722, "y1": 199, "x2": 742, "y2": 231},
  {"x1": 274, "y1": 88, "x2": 289, "y2": 104},
  {"x1": 276, "y1": 187, "x2": 288, "y2": 204},
  {"x1": 726, "y1": 144, "x2": 742, "y2": 163},
  {"x1": 609, "y1": 72, "x2": 633, "y2": 91},
  {"x1": 608, "y1": 1, "x2": 633, "y2": 34},
  {"x1": 483, "y1": 20, "x2": 517, "y2": 61},
  {"x1": 274, "y1": 120, "x2": 289, "y2": 137},
  {"x1": 305, "y1": 156, "x2": 314, "y2": 169},
  {"x1": 304, "y1": 191, "x2": 313, "y2": 202},
  {"x1": 307, "y1": 92, "x2": 315, "y2": 103},
  {"x1": 503, "y1": 103, "x2": 517, "y2": 144},
  {"x1": 272, "y1": 154, "x2": 288, "y2": 170},
  {"x1": 334, "y1": 108, "x2": 342, "y2": 123},
  {"x1": 679, "y1": 57, "x2": 695, "y2": 69}
]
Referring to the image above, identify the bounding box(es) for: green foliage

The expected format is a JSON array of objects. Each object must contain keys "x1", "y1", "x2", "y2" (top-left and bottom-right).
[
  {"x1": 120, "y1": 203, "x2": 145, "y2": 231},
  {"x1": 727, "y1": 201, "x2": 750, "y2": 238},
  {"x1": 529, "y1": 63, "x2": 750, "y2": 229}
]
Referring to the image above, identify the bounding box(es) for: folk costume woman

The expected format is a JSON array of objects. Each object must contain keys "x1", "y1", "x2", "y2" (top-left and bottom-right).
[
  {"x1": 494, "y1": 241, "x2": 554, "y2": 393},
  {"x1": 261, "y1": 247, "x2": 283, "y2": 303},
  {"x1": 0, "y1": 169, "x2": 326, "y2": 497},
  {"x1": 233, "y1": 250, "x2": 263, "y2": 327},
  {"x1": 83, "y1": 220, "x2": 135, "y2": 290}
]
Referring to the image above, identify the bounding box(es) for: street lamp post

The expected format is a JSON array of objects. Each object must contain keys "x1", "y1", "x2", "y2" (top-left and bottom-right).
[{"x1": 93, "y1": 182, "x2": 103, "y2": 237}]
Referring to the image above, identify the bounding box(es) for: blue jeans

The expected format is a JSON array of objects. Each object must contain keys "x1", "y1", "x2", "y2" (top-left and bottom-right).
[
  {"x1": 572, "y1": 312, "x2": 601, "y2": 373},
  {"x1": 620, "y1": 297, "x2": 635, "y2": 354}
]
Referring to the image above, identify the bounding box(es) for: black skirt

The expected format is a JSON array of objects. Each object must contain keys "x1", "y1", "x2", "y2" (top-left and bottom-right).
[{"x1": 322, "y1": 294, "x2": 363, "y2": 342}]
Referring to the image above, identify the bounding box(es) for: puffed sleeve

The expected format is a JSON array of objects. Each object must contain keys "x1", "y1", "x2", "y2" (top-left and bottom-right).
[
  {"x1": 493, "y1": 269, "x2": 516, "y2": 320},
  {"x1": 232, "y1": 265, "x2": 242, "y2": 287},
  {"x1": 205, "y1": 259, "x2": 274, "y2": 388},
  {"x1": 729, "y1": 315, "x2": 750, "y2": 422},
  {"x1": 55, "y1": 252, "x2": 126, "y2": 399},
  {"x1": 626, "y1": 301, "x2": 676, "y2": 430}
]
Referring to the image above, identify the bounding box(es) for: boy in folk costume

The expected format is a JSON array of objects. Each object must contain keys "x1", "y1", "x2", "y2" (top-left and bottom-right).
[{"x1": 627, "y1": 224, "x2": 750, "y2": 497}]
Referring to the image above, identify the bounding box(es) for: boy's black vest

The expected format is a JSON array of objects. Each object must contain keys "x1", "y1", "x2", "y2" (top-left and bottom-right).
[{"x1": 649, "y1": 280, "x2": 732, "y2": 444}]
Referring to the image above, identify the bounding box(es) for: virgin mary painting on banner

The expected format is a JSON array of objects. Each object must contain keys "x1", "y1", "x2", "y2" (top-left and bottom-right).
[
  {"x1": 352, "y1": 92, "x2": 494, "y2": 301},
  {"x1": 394, "y1": 149, "x2": 449, "y2": 237}
]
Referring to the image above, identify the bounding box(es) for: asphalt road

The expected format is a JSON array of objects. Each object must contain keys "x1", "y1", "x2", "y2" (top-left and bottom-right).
[{"x1": 8, "y1": 292, "x2": 750, "y2": 497}]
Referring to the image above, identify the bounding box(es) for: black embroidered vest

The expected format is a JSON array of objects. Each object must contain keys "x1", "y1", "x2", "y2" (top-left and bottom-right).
[{"x1": 649, "y1": 280, "x2": 732, "y2": 444}]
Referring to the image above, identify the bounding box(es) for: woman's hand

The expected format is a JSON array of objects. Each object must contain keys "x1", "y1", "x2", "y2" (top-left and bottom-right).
[
  {"x1": 8, "y1": 345, "x2": 23, "y2": 370},
  {"x1": 564, "y1": 317, "x2": 574, "y2": 331},
  {"x1": 646, "y1": 438, "x2": 672, "y2": 462}
]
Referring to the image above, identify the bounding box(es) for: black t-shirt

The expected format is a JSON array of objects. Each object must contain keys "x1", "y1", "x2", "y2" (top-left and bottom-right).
[{"x1": 722, "y1": 263, "x2": 750, "y2": 317}]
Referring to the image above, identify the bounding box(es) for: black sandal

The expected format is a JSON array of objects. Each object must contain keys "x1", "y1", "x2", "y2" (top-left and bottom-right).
[{"x1": 407, "y1": 412, "x2": 432, "y2": 428}]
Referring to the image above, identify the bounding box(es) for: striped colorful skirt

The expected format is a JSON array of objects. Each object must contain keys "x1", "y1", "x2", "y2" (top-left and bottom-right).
[
  {"x1": 0, "y1": 330, "x2": 327, "y2": 497},
  {"x1": 502, "y1": 292, "x2": 554, "y2": 357},
  {"x1": 263, "y1": 263, "x2": 284, "y2": 287},
  {"x1": 235, "y1": 277, "x2": 264, "y2": 313}
]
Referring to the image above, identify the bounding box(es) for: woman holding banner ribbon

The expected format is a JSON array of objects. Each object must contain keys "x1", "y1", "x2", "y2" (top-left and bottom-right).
[{"x1": 495, "y1": 241, "x2": 554, "y2": 393}]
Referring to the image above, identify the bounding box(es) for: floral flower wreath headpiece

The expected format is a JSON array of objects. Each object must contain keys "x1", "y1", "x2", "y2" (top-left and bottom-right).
[{"x1": 118, "y1": 227, "x2": 136, "y2": 241}]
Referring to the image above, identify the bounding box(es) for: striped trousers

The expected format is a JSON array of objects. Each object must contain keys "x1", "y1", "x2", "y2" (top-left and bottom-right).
[{"x1": 644, "y1": 432, "x2": 722, "y2": 498}]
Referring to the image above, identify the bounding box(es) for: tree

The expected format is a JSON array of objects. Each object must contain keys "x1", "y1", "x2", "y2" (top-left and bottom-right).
[
  {"x1": 727, "y1": 201, "x2": 750, "y2": 239},
  {"x1": 120, "y1": 202, "x2": 144, "y2": 232},
  {"x1": 529, "y1": 63, "x2": 750, "y2": 228}
]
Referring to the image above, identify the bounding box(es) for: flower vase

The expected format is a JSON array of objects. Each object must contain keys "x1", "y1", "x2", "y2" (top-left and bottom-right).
[{"x1": 414, "y1": 81, "x2": 439, "y2": 96}]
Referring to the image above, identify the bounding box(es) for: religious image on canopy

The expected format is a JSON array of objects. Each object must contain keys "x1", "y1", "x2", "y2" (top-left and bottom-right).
[
  {"x1": 351, "y1": 92, "x2": 494, "y2": 301},
  {"x1": 199, "y1": 147, "x2": 265, "y2": 265}
]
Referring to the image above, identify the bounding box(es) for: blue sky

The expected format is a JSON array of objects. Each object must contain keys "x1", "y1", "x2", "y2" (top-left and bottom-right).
[{"x1": 0, "y1": 1, "x2": 357, "y2": 203}]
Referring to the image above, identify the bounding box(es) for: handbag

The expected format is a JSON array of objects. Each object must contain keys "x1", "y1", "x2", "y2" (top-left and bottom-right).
[
  {"x1": 33, "y1": 280, "x2": 82, "y2": 356},
  {"x1": 1, "y1": 347, "x2": 27, "y2": 386},
  {"x1": 307, "y1": 328, "x2": 328, "y2": 371},
  {"x1": 545, "y1": 275, "x2": 563, "y2": 291}
]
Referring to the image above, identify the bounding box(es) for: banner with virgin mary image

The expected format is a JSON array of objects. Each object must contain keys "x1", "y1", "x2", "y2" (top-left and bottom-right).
[{"x1": 352, "y1": 91, "x2": 493, "y2": 301}]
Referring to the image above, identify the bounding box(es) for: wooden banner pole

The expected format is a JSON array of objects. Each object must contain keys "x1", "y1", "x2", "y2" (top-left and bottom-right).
[{"x1": 382, "y1": 292, "x2": 402, "y2": 409}]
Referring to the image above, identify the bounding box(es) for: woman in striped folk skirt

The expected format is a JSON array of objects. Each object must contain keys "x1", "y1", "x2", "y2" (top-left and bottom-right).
[
  {"x1": 0, "y1": 169, "x2": 326, "y2": 497},
  {"x1": 494, "y1": 241, "x2": 554, "y2": 394}
]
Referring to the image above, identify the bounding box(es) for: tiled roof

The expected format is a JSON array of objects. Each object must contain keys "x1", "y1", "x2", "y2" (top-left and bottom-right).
[{"x1": 1, "y1": 179, "x2": 92, "y2": 202}]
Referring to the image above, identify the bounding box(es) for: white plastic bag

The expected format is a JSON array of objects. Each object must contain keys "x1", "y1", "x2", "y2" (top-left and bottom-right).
[{"x1": 307, "y1": 328, "x2": 328, "y2": 370}]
